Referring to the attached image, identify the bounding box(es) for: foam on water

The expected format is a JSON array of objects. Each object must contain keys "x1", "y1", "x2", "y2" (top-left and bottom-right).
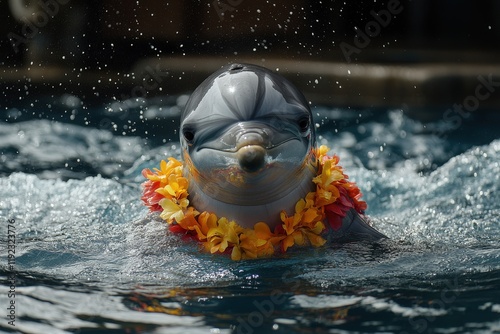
[
  {"x1": 0, "y1": 109, "x2": 499, "y2": 333},
  {"x1": 0, "y1": 119, "x2": 147, "y2": 179}
]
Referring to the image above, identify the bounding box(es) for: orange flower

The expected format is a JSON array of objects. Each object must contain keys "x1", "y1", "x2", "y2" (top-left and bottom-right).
[
  {"x1": 193, "y1": 212, "x2": 217, "y2": 241},
  {"x1": 248, "y1": 222, "x2": 284, "y2": 258},
  {"x1": 176, "y1": 207, "x2": 201, "y2": 231}
]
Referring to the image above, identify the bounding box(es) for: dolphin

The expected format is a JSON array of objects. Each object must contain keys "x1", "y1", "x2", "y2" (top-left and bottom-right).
[{"x1": 179, "y1": 63, "x2": 386, "y2": 242}]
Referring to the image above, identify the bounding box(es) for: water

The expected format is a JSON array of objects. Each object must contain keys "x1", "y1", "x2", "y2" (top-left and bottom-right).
[{"x1": 1, "y1": 98, "x2": 499, "y2": 333}]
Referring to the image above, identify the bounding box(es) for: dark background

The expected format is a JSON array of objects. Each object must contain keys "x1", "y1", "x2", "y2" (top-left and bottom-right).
[
  {"x1": 2, "y1": 0, "x2": 500, "y2": 67},
  {"x1": 1, "y1": 0, "x2": 500, "y2": 112}
]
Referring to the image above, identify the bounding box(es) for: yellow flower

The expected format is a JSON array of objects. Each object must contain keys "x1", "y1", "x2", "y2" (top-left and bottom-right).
[
  {"x1": 159, "y1": 197, "x2": 189, "y2": 223},
  {"x1": 230, "y1": 222, "x2": 286, "y2": 260},
  {"x1": 207, "y1": 218, "x2": 240, "y2": 254},
  {"x1": 232, "y1": 222, "x2": 284, "y2": 260},
  {"x1": 316, "y1": 145, "x2": 330, "y2": 160},
  {"x1": 156, "y1": 174, "x2": 188, "y2": 200},
  {"x1": 230, "y1": 242, "x2": 244, "y2": 261},
  {"x1": 312, "y1": 156, "x2": 347, "y2": 207},
  {"x1": 304, "y1": 191, "x2": 316, "y2": 208},
  {"x1": 315, "y1": 185, "x2": 340, "y2": 207},
  {"x1": 313, "y1": 159, "x2": 344, "y2": 188},
  {"x1": 279, "y1": 209, "x2": 305, "y2": 251},
  {"x1": 231, "y1": 232, "x2": 259, "y2": 261},
  {"x1": 303, "y1": 222, "x2": 327, "y2": 247},
  {"x1": 279, "y1": 197, "x2": 326, "y2": 251},
  {"x1": 280, "y1": 211, "x2": 297, "y2": 235},
  {"x1": 144, "y1": 158, "x2": 183, "y2": 185}
]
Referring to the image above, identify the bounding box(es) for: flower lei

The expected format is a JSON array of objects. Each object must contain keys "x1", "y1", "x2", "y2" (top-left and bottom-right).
[{"x1": 141, "y1": 145, "x2": 367, "y2": 260}]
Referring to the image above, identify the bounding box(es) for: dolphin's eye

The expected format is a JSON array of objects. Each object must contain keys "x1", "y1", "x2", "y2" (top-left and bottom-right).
[
  {"x1": 298, "y1": 116, "x2": 310, "y2": 133},
  {"x1": 182, "y1": 128, "x2": 195, "y2": 143}
]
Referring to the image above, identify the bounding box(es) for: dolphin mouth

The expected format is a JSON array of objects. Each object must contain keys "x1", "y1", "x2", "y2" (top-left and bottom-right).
[
  {"x1": 222, "y1": 136, "x2": 300, "y2": 173},
  {"x1": 197, "y1": 125, "x2": 301, "y2": 173},
  {"x1": 199, "y1": 121, "x2": 301, "y2": 153},
  {"x1": 187, "y1": 140, "x2": 315, "y2": 206},
  {"x1": 191, "y1": 137, "x2": 304, "y2": 186},
  {"x1": 235, "y1": 131, "x2": 267, "y2": 151}
]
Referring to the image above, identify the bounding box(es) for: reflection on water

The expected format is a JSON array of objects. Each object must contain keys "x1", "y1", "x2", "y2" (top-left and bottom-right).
[{"x1": 0, "y1": 102, "x2": 499, "y2": 333}]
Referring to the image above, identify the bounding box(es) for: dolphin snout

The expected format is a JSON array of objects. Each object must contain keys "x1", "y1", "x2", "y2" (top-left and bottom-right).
[
  {"x1": 237, "y1": 145, "x2": 266, "y2": 173},
  {"x1": 235, "y1": 130, "x2": 269, "y2": 173}
]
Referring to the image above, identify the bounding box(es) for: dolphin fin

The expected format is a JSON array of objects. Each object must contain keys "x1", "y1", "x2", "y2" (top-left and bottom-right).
[{"x1": 329, "y1": 208, "x2": 387, "y2": 242}]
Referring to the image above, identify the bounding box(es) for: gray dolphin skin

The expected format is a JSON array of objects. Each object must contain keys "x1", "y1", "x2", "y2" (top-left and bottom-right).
[{"x1": 180, "y1": 63, "x2": 386, "y2": 241}]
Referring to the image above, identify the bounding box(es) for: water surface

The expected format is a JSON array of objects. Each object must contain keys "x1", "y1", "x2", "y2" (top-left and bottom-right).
[{"x1": 1, "y1": 100, "x2": 499, "y2": 333}]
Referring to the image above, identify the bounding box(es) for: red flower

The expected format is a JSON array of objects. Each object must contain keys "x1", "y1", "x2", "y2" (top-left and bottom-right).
[{"x1": 141, "y1": 178, "x2": 163, "y2": 212}]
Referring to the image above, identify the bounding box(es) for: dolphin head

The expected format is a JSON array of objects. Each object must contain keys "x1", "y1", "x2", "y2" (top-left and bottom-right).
[{"x1": 180, "y1": 63, "x2": 317, "y2": 228}]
